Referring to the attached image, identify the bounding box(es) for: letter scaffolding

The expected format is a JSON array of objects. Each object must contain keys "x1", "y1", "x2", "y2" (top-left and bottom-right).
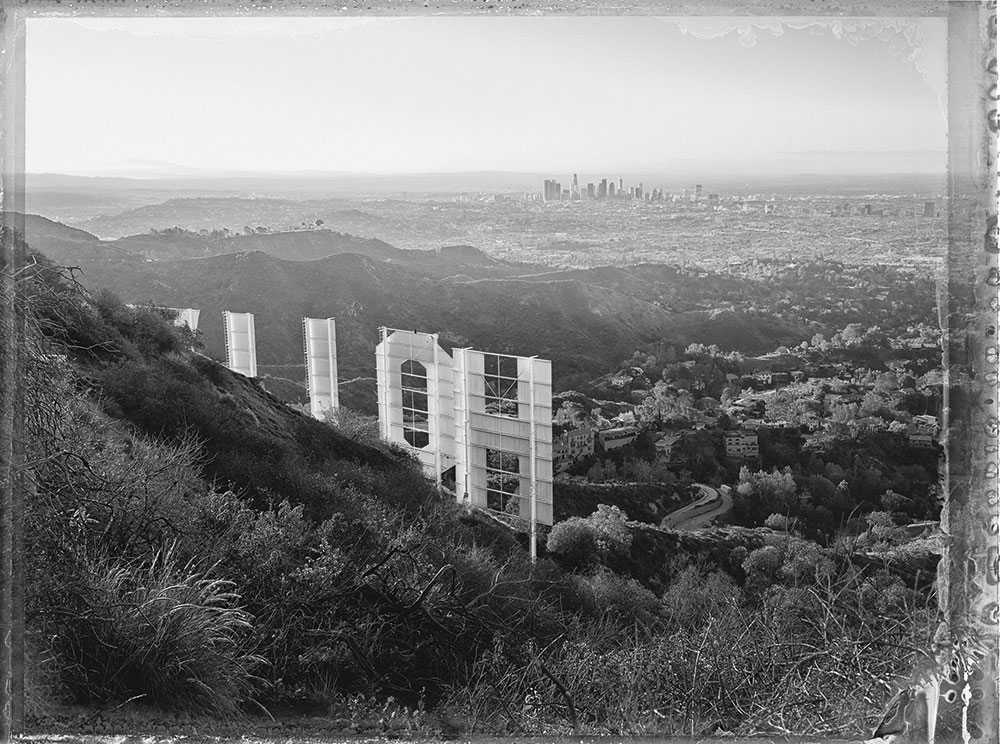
[
  {"x1": 376, "y1": 327, "x2": 553, "y2": 560},
  {"x1": 303, "y1": 317, "x2": 339, "y2": 419},
  {"x1": 223, "y1": 311, "x2": 257, "y2": 378}
]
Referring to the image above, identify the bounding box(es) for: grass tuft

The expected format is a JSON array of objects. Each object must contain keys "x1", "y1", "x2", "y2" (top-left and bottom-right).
[{"x1": 55, "y1": 546, "x2": 264, "y2": 717}]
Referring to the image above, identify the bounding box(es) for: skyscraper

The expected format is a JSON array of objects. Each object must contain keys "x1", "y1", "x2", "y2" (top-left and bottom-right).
[
  {"x1": 543, "y1": 179, "x2": 565, "y2": 201},
  {"x1": 571, "y1": 173, "x2": 580, "y2": 199},
  {"x1": 599, "y1": 178, "x2": 607, "y2": 198}
]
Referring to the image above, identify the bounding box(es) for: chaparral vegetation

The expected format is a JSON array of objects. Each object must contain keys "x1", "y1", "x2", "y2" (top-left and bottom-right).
[{"x1": 19, "y1": 242, "x2": 938, "y2": 739}]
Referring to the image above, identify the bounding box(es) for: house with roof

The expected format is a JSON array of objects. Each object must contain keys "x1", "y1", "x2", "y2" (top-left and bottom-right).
[
  {"x1": 654, "y1": 432, "x2": 684, "y2": 463},
  {"x1": 553, "y1": 426, "x2": 595, "y2": 470},
  {"x1": 724, "y1": 429, "x2": 759, "y2": 459},
  {"x1": 599, "y1": 426, "x2": 640, "y2": 451}
]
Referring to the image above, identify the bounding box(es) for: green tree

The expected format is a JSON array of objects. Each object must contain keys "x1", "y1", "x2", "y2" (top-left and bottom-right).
[{"x1": 734, "y1": 467, "x2": 798, "y2": 526}]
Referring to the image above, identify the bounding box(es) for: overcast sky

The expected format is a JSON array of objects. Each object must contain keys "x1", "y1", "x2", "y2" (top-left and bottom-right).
[{"x1": 26, "y1": 16, "x2": 948, "y2": 176}]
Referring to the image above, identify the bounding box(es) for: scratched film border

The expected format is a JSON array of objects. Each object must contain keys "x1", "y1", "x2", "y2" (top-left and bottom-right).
[{"x1": 0, "y1": 0, "x2": 996, "y2": 740}]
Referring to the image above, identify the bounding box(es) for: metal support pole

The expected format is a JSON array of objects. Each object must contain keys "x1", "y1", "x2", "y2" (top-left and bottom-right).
[
  {"x1": 431, "y1": 334, "x2": 442, "y2": 487},
  {"x1": 377, "y1": 327, "x2": 390, "y2": 440},
  {"x1": 528, "y1": 358, "x2": 537, "y2": 563},
  {"x1": 329, "y1": 319, "x2": 338, "y2": 410},
  {"x1": 457, "y1": 349, "x2": 471, "y2": 503},
  {"x1": 302, "y1": 318, "x2": 312, "y2": 416}
]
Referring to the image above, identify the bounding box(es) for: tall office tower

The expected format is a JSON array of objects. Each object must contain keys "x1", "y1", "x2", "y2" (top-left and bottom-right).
[
  {"x1": 587, "y1": 183, "x2": 595, "y2": 198},
  {"x1": 543, "y1": 179, "x2": 558, "y2": 201},
  {"x1": 608, "y1": 182, "x2": 616, "y2": 197},
  {"x1": 599, "y1": 178, "x2": 608, "y2": 198},
  {"x1": 695, "y1": 184, "x2": 703, "y2": 199},
  {"x1": 303, "y1": 317, "x2": 339, "y2": 419},
  {"x1": 682, "y1": 188, "x2": 689, "y2": 200},
  {"x1": 571, "y1": 173, "x2": 580, "y2": 199},
  {"x1": 636, "y1": 183, "x2": 643, "y2": 200},
  {"x1": 618, "y1": 177, "x2": 624, "y2": 196},
  {"x1": 223, "y1": 311, "x2": 257, "y2": 378},
  {"x1": 924, "y1": 201, "x2": 936, "y2": 217}
]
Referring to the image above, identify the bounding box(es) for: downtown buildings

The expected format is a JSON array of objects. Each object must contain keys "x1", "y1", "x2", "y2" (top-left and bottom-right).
[{"x1": 543, "y1": 174, "x2": 702, "y2": 203}]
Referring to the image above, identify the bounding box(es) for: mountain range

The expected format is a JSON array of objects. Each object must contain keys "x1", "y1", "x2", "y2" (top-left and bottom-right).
[{"x1": 22, "y1": 214, "x2": 811, "y2": 411}]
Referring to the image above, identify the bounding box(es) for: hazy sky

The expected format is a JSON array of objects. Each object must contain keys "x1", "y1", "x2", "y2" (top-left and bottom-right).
[{"x1": 26, "y1": 16, "x2": 948, "y2": 176}]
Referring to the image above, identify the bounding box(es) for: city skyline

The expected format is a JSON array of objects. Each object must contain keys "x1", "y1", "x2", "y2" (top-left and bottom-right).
[{"x1": 26, "y1": 16, "x2": 947, "y2": 177}]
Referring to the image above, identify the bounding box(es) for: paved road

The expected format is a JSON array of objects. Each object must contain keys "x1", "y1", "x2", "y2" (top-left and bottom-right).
[{"x1": 662, "y1": 483, "x2": 733, "y2": 530}]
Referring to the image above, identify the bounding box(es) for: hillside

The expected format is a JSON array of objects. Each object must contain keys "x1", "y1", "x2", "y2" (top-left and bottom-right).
[
  {"x1": 25, "y1": 261, "x2": 540, "y2": 718},
  {"x1": 22, "y1": 214, "x2": 135, "y2": 263},
  {"x1": 18, "y1": 247, "x2": 936, "y2": 739},
  {"x1": 24, "y1": 215, "x2": 812, "y2": 410},
  {"x1": 26, "y1": 213, "x2": 508, "y2": 274}
]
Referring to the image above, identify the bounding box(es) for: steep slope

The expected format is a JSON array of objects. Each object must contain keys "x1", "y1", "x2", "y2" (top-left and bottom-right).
[{"x1": 21, "y1": 214, "x2": 133, "y2": 263}]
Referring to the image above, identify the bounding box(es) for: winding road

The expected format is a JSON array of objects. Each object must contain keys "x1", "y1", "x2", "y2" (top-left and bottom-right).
[{"x1": 661, "y1": 483, "x2": 733, "y2": 531}]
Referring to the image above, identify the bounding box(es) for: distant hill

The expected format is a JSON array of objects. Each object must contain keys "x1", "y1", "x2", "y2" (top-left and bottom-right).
[
  {"x1": 25, "y1": 214, "x2": 508, "y2": 276},
  {"x1": 23, "y1": 215, "x2": 813, "y2": 411},
  {"x1": 112, "y1": 228, "x2": 407, "y2": 263},
  {"x1": 62, "y1": 196, "x2": 362, "y2": 240},
  {"x1": 21, "y1": 214, "x2": 135, "y2": 263},
  {"x1": 46, "y1": 249, "x2": 673, "y2": 393}
]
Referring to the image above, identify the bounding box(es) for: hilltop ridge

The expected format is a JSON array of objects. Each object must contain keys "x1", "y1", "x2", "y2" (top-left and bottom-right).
[{"x1": 23, "y1": 214, "x2": 813, "y2": 409}]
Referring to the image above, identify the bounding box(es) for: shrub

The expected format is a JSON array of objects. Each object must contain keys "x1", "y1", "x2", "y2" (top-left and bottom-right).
[
  {"x1": 546, "y1": 519, "x2": 600, "y2": 572},
  {"x1": 586, "y1": 504, "x2": 633, "y2": 553},
  {"x1": 324, "y1": 407, "x2": 383, "y2": 449},
  {"x1": 662, "y1": 566, "x2": 739, "y2": 629},
  {"x1": 572, "y1": 570, "x2": 661, "y2": 626},
  {"x1": 54, "y1": 549, "x2": 262, "y2": 716}
]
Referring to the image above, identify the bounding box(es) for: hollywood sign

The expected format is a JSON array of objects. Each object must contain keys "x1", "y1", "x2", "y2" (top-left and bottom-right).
[
  {"x1": 222, "y1": 312, "x2": 339, "y2": 419},
  {"x1": 211, "y1": 316, "x2": 555, "y2": 556},
  {"x1": 376, "y1": 328, "x2": 553, "y2": 558}
]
